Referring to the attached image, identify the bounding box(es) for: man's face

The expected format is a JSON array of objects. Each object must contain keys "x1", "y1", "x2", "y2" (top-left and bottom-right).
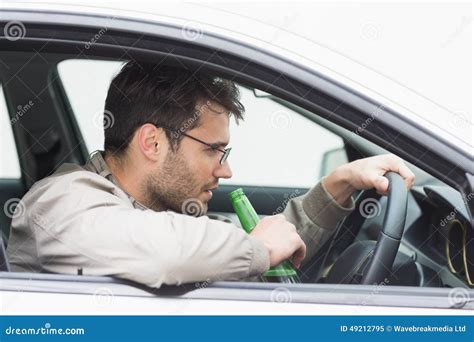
[{"x1": 145, "y1": 101, "x2": 233, "y2": 215}]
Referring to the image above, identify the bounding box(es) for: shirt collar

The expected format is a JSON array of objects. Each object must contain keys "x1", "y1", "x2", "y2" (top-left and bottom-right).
[{"x1": 85, "y1": 151, "x2": 149, "y2": 211}]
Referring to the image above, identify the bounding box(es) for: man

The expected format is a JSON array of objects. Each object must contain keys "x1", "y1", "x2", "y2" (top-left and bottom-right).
[{"x1": 7, "y1": 62, "x2": 415, "y2": 288}]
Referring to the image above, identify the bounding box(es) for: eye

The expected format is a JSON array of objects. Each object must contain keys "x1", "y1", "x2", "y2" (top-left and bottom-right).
[{"x1": 206, "y1": 147, "x2": 219, "y2": 155}]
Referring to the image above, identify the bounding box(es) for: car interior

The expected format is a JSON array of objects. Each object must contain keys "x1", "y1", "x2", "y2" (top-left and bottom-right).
[{"x1": 0, "y1": 29, "x2": 472, "y2": 294}]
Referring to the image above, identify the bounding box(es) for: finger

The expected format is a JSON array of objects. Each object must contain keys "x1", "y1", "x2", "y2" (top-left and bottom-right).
[
  {"x1": 292, "y1": 241, "x2": 306, "y2": 269},
  {"x1": 374, "y1": 175, "x2": 389, "y2": 194},
  {"x1": 292, "y1": 254, "x2": 303, "y2": 269},
  {"x1": 398, "y1": 163, "x2": 415, "y2": 189},
  {"x1": 386, "y1": 155, "x2": 415, "y2": 189}
]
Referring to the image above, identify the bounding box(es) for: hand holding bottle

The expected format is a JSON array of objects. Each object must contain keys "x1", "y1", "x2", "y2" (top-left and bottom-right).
[
  {"x1": 230, "y1": 188, "x2": 303, "y2": 282},
  {"x1": 250, "y1": 214, "x2": 306, "y2": 269}
]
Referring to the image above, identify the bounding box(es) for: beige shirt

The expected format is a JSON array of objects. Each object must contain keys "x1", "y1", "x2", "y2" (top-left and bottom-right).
[{"x1": 7, "y1": 152, "x2": 354, "y2": 288}]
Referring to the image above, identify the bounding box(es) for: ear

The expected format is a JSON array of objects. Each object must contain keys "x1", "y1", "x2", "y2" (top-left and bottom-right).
[{"x1": 136, "y1": 123, "x2": 165, "y2": 161}]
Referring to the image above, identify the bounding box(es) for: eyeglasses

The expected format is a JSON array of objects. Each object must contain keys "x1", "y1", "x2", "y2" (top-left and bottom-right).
[{"x1": 155, "y1": 125, "x2": 232, "y2": 165}]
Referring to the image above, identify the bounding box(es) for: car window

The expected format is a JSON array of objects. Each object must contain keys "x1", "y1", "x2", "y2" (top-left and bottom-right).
[
  {"x1": 57, "y1": 59, "x2": 345, "y2": 188},
  {"x1": 223, "y1": 88, "x2": 345, "y2": 187},
  {"x1": 57, "y1": 59, "x2": 125, "y2": 153},
  {"x1": 0, "y1": 84, "x2": 21, "y2": 179}
]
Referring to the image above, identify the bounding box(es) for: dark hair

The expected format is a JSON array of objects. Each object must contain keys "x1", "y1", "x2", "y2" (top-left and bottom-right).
[{"x1": 103, "y1": 61, "x2": 244, "y2": 156}]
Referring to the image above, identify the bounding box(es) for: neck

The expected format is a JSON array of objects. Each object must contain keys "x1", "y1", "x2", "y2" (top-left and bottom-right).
[{"x1": 104, "y1": 152, "x2": 149, "y2": 207}]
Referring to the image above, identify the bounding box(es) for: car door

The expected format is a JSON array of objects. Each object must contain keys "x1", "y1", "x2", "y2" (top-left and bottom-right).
[{"x1": 1, "y1": 6, "x2": 473, "y2": 313}]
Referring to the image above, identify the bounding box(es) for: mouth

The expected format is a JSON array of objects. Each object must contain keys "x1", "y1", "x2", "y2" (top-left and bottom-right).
[{"x1": 203, "y1": 185, "x2": 219, "y2": 199}]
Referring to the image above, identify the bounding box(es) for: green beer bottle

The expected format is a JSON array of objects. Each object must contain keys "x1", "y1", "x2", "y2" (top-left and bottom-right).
[{"x1": 229, "y1": 188, "x2": 300, "y2": 284}]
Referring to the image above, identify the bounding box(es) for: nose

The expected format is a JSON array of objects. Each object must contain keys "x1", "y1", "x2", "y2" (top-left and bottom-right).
[{"x1": 213, "y1": 160, "x2": 233, "y2": 179}]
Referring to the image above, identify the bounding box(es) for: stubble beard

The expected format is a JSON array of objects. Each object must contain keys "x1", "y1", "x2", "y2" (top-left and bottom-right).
[{"x1": 142, "y1": 150, "x2": 208, "y2": 215}]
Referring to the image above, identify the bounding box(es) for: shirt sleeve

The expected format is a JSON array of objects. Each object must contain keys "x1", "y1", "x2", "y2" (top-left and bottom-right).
[
  {"x1": 17, "y1": 172, "x2": 270, "y2": 288},
  {"x1": 282, "y1": 177, "x2": 355, "y2": 264}
]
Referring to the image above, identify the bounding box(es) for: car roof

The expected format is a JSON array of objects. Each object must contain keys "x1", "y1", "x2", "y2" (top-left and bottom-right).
[{"x1": 1, "y1": 1, "x2": 472, "y2": 155}]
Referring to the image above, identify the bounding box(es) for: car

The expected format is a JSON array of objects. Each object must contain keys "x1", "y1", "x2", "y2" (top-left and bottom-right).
[{"x1": 0, "y1": 1, "x2": 472, "y2": 315}]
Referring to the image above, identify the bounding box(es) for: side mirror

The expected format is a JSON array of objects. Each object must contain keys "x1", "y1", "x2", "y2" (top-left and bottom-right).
[{"x1": 319, "y1": 147, "x2": 348, "y2": 179}]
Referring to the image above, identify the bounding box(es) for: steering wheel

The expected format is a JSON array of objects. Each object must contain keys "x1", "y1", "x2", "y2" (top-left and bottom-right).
[{"x1": 324, "y1": 172, "x2": 408, "y2": 285}]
